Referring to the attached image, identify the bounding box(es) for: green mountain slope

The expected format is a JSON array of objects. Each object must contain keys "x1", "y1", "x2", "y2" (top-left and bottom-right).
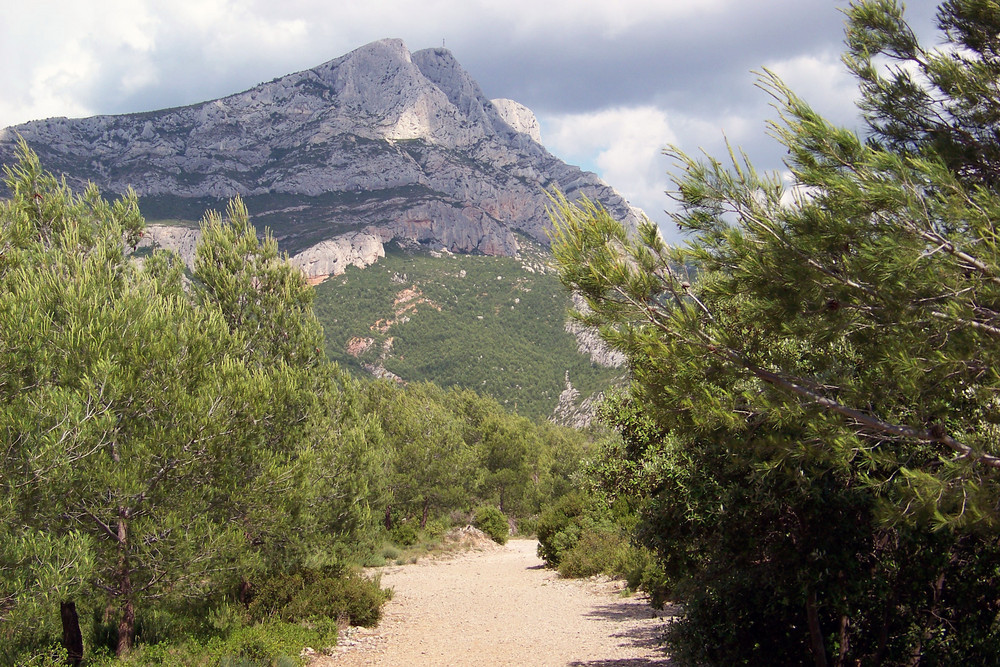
[{"x1": 312, "y1": 239, "x2": 621, "y2": 419}]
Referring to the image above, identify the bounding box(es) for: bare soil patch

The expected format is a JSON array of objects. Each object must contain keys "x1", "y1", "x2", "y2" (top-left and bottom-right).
[{"x1": 312, "y1": 538, "x2": 675, "y2": 666}]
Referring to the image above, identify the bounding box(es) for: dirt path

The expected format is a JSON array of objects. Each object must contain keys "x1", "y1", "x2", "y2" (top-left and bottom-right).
[{"x1": 314, "y1": 538, "x2": 675, "y2": 666}]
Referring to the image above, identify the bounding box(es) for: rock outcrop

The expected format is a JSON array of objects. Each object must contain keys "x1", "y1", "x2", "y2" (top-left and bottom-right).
[
  {"x1": 139, "y1": 225, "x2": 202, "y2": 267},
  {"x1": 288, "y1": 230, "x2": 385, "y2": 283},
  {"x1": 550, "y1": 371, "x2": 603, "y2": 429},
  {"x1": 565, "y1": 295, "x2": 627, "y2": 368},
  {"x1": 137, "y1": 223, "x2": 385, "y2": 283},
  {"x1": 1, "y1": 38, "x2": 643, "y2": 282},
  {"x1": 490, "y1": 99, "x2": 542, "y2": 144}
]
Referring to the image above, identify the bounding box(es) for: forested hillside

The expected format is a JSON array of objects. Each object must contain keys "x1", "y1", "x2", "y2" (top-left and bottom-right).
[{"x1": 313, "y1": 238, "x2": 622, "y2": 419}]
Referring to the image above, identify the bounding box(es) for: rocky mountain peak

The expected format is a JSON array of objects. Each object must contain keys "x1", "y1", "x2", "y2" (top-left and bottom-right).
[{"x1": 1, "y1": 39, "x2": 643, "y2": 283}]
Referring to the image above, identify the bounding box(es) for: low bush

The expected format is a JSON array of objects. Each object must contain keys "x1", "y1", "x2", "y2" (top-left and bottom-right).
[
  {"x1": 390, "y1": 521, "x2": 419, "y2": 547},
  {"x1": 380, "y1": 544, "x2": 402, "y2": 561},
  {"x1": 423, "y1": 517, "x2": 451, "y2": 539},
  {"x1": 11, "y1": 645, "x2": 69, "y2": 667},
  {"x1": 247, "y1": 568, "x2": 391, "y2": 628},
  {"x1": 536, "y1": 490, "x2": 598, "y2": 566},
  {"x1": 473, "y1": 505, "x2": 509, "y2": 544},
  {"x1": 536, "y1": 489, "x2": 668, "y2": 602},
  {"x1": 557, "y1": 528, "x2": 626, "y2": 578},
  {"x1": 81, "y1": 617, "x2": 340, "y2": 666},
  {"x1": 214, "y1": 620, "x2": 335, "y2": 666},
  {"x1": 515, "y1": 515, "x2": 537, "y2": 537}
]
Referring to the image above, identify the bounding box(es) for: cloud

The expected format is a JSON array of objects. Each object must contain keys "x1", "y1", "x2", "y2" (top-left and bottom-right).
[
  {"x1": 0, "y1": 0, "x2": 946, "y2": 243},
  {"x1": 541, "y1": 106, "x2": 678, "y2": 235},
  {"x1": 764, "y1": 51, "x2": 862, "y2": 128}
]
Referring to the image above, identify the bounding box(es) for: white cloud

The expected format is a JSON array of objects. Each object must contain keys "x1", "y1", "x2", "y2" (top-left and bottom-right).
[
  {"x1": 0, "y1": 0, "x2": 311, "y2": 128},
  {"x1": 453, "y1": 0, "x2": 729, "y2": 40},
  {"x1": 764, "y1": 51, "x2": 862, "y2": 127},
  {"x1": 541, "y1": 106, "x2": 677, "y2": 230}
]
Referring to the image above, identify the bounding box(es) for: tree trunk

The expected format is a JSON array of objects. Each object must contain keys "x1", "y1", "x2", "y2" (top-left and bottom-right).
[
  {"x1": 836, "y1": 614, "x2": 849, "y2": 667},
  {"x1": 60, "y1": 600, "x2": 83, "y2": 666},
  {"x1": 907, "y1": 570, "x2": 947, "y2": 667},
  {"x1": 421, "y1": 500, "x2": 429, "y2": 529},
  {"x1": 117, "y1": 598, "x2": 135, "y2": 658},
  {"x1": 384, "y1": 504, "x2": 393, "y2": 531},
  {"x1": 115, "y1": 507, "x2": 135, "y2": 657},
  {"x1": 806, "y1": 589, "x2": 829, "y2": 667},
  {"x1": 238, "y1": 579, "x2": 253, "y2": 606}
]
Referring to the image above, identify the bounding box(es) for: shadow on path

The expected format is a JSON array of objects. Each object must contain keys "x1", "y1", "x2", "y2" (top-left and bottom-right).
[{"x1": 566, "y1": 601, "x2": 679, "y2": 666}]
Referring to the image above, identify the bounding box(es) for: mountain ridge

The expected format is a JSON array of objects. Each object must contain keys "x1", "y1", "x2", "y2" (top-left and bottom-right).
[{"x1": 0, "y1": 38, "x2": 643, "y2": 283}]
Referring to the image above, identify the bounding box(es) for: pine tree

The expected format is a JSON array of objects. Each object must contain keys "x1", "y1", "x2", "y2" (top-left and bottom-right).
[
  {"x1": 0, "y1": 143, "x2": 337, "y2": 658},
  {"x1": 191, "y1": 200, "x2": 382, "y2": 573},
  {"x1": 551, "y1": 1, "x2": 1000, "y2": 662}
]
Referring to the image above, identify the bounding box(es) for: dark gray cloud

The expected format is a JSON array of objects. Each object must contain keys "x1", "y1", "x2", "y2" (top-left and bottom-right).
[{"x1": 460, "y1": 1, "x2": 846, "y2": 114}]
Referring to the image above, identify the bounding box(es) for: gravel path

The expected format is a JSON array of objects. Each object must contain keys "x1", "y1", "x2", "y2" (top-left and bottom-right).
[{"x1": 314, "y1": 538, "x2": 675, "y2": 666}]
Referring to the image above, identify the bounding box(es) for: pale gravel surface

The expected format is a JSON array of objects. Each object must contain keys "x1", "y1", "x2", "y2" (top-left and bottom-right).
[{"x1": 312, "y1": 538, "x2": 676, "y2": 667}]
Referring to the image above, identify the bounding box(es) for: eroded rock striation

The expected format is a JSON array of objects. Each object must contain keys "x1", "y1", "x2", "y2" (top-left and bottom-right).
[{"x1": 1, "y1": 39, "x2": 642, "y2": 282}]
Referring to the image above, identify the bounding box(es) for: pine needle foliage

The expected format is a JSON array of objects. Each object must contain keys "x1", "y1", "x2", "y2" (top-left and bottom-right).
[
  {"x1": 551, "y1": 1, "x2": 1000, "y2": 664},
  {"x1": 0, "y1": 141, "x2": 384, "y2": 662}
]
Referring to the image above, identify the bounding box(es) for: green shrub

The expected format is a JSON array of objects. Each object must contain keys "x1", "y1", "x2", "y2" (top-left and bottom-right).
[
  {"x1": 515, "y1": 515, "x2": 537, "y2": 537},
  {"x1": 217, "y1": 621, "x2": 325, "y2": 666},
  {"x1": 360, "y1": 552, "x2": 386, "y2": 567},
  {"x1": 535, "y1": 490, "x2": 592, "y2": 566},
  {"x1": 106, "y1": 640, "x2": 207, "y2": 666},
  {"x1": 423, "y1": 517, "x2": 451, "y2": 539},
  {"x1": 10, "y1": 645, "x2": 69, "y2": 667},
  {"x1": 390, "y1": 522, "x2": 419, "y2": 547},
  {"x1": 81, "y1": 617, "x2": 338, "y2": 666},
  {"x1": 558, "y1": 528, "x2": 626, "y2": 578},
  {"x1": 380, "y1": 544, "x2": 402, "y2": 561},
  {"x1": 473, "y1": 505, "x2": 509, "y2": 544},
  {"x1": 247, "y1": 569, "x2": 391, "y2": 628},
  {"x1": 208, "y1": 601, "x2": 248, "y2": 636}
]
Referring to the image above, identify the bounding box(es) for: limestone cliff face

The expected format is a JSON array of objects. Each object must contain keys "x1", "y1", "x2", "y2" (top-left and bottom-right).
[
  {"x1": 288, "y1": 231, "x2": 385, "y2": 283},
  {"x1": 565, "y1": 295, "x2": 626, "y2": 368},
  {"x1": 490, "y1": 99, "x2": 542, "y2": 144},
  {"x1": 140, "y1": 225, "x2": 202, "y2": 267},
  {"x1": 138, "y1": 223, "x2": 386, "y2": 282},
  {"x1": 0, "y1": 38, "x2": 643, "y2": 282}
]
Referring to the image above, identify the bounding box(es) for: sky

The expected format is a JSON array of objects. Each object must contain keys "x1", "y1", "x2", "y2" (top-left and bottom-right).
[{"x1": 1, "y1": 0, "x2": 941, "y2": 243}]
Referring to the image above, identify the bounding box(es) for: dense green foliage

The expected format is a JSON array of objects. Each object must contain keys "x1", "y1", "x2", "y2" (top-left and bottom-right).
[
  {"x1": 245, "y1": 568, "x2": 390, "y2": 628},
  {"x1": 534, "y1": 475, "x2": 663, "y2": 598},
  {"x1": 473, "y1": 506, "x2": 509, "y2": 545},
  {"x1": 364, "y1": 380, "x2": 595, "y2": 532},
  {"x1": 0, "y1": 141, "x2": 602, "y2": 664},
  {"x1": 551, "y1": 1, "x2": 1000, "y2": 664},
  {"x1": 313, "y1": 239, "x2": 621, "y2": 418},
  {"x1": 0, "y1": 143, "x2": 387, "y2": 664}
]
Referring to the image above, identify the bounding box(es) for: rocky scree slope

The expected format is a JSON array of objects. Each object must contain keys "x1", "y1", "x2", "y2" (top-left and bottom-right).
[{"x1": 0, "y1": 38, "x2": 643, "y2": 283}]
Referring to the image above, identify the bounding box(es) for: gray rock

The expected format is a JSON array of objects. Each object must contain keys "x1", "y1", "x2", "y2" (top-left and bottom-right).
[
  {"x1": 491, "y1": 99, "x2": 542, "y2": 144},
  {"x1": 288, "y1": 230, "x2": 385, "y2": 280},
  {"x1": 565, "y1": 295, "x2": 626, "y2": 368},
  {"x1": 137, "y1": 225, "x2": 201, "y2": 266},
  {"x1": 0, "y1": 38, "x2": 644, "y2": 284}
]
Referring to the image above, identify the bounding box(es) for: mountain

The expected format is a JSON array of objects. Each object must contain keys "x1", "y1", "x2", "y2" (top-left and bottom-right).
[
  {"x1": 0, "y1": 39, "x2": 634, "y2": 420},
  {"x1": 0, "y1": 38, "x2": 643, "y2": 284}
]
